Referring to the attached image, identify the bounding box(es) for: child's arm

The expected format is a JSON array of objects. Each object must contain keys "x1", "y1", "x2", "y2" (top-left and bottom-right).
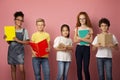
[
  {"x1": 14, "y1": 37, "x2": 30, "y2": 44},
  {"x1": 74, "y1": 29, "x2": 82, "y2": 43},
  {"x1": 92, "y1": 43, "x2": 103, "y2": 51},
  {"x1": 78, "y1": 28, "x2": 93, "y2": 43},
  {"x1": 54, "y1": 43, "x2": 67, "y2": 51},
  {"x1": 46, "y1": 42, "x2": 50, "y2": 52},
  {"x1": 66, "y1": 45, "x2": 72, "y2": 50},
  {"x1": 107, "y1": 43, "x2": 119, "y2": 50}
]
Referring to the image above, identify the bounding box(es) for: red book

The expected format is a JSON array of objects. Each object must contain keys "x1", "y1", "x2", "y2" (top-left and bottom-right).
[{"x1": 29, "y1": 39, "x2": 49, "y2": 57}]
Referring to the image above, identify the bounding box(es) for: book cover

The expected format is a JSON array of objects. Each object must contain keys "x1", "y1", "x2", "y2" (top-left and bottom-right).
[
  {"x1": 78, "y1": 29, "x2": 89, "y2": 45},
  {"x1": 29, "y1": 39, "x2": 49, "y2": 57},
  {"x1": 4, "y1": 26, "x2": 16, "y2": 41},
  {"x1": 97, "y1": 33, "x2": 113, "y2": 47}
]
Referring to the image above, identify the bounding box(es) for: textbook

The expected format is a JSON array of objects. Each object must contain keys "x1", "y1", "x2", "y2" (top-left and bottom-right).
[
  {"x1": 97, "y1": 33, "x2": 113, "y2": 47},
  {"x1": 29, "y1": 39, "x2": 49, "y2": 57},
  {"x1": 4, "y1": 26, "x2": 16, "y2": 41},
  {"x1": 78, "y1": 29, "x2": 89, "y2": 45}
]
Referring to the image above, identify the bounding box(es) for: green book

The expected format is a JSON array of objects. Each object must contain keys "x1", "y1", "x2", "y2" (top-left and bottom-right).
[{"x1": 78, "y1": 29, "x2": 89, "y2": 45}]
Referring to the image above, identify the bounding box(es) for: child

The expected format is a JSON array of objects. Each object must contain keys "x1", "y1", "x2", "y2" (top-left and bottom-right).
[
  {"x1": 74, "y1": 12, "x2": 93, "y2": 80},
  {"x1": 53, "y1": 24, "x2": 72, "y2": 80},
  {"x1": 4, "y1": 11, "x2": 29, "y2": 80},
  {"x1": 92, "y1": 18, "x2": 119, "y2": 80},
  {"x1": 31, "y1": 18, "x2": 50, "y2": 80}
]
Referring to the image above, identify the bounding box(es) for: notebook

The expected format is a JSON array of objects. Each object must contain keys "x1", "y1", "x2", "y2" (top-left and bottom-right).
[
  {"x1": 4, "y1": 26, "x2": 16, "y2": 41},
  {"x1": 78, "y1": 29, "x2": 89, "y2": 45},
  {"x1": 29, "y1": 39, "x2": 49, "y2": 57}
]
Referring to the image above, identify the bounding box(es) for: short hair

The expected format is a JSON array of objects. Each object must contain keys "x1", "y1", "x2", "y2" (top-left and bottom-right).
[
  {"x1": 61, "y1": 24, "x2": 70, "y2": 38},
  {"x1": 36, "y1": 18, "x2": 45, "y2": 26},
  {"x1": 14, "y1": 11, "x2": 24, "y2": 20},
  {"x1": 99, "y1": 18, "x2": 110, "y2": 27}
]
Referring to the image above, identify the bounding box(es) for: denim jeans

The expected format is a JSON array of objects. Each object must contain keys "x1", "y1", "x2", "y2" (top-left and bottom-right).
[
  {"x1": 75, "y1": 45, "x2": 90, "y2": 80},
  {"x1": 32, "y1": 57, "x2": 50, "y2": 80},
  {"x1": 57, "y1": 61, "x2": 70, "y2": 80},
  {"x1": 97, "y1": 58, "x2": 112, "y2": 80}
]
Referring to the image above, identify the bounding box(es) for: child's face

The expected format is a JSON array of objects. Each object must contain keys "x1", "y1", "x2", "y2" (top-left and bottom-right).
[
  {"x1": 61, "y1": 27, "x2": 69, "y2": 37},
  {"x1": 100, "y1": 23, "x2": 109, "y2": 32},
  {"x1": 79, "y1": 14, "x2": 86, "y2": 25},
  {"x1": 15, "y1": 16, "x2": 24, "y2": 27},
  {"x1": 36, "y1": 22, "x2": 45, "y2": 31}
]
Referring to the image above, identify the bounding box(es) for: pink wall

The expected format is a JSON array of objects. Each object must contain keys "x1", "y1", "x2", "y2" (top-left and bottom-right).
[{"x1": 0, "y1": 0, "x2": 120, "y2": 80}]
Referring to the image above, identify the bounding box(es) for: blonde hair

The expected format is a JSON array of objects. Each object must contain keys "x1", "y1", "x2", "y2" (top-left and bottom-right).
[{"x1": 36, "y1": 18, "x2": 45, "y2": 26}]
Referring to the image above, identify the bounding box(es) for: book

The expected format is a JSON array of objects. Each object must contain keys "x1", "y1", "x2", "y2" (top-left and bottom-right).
[
  {"x1": 29, "y1": 39, "x2": 49, "y2": 57},
  {"x1": 97, "y1": 33, "x2": 113, "y2": 47},
  {"x1": 4, "y1": 26, "x2": 16, "y2": 41},
  {"x1": 78, "y1": 29, "x2": 89, "y2": 45}
]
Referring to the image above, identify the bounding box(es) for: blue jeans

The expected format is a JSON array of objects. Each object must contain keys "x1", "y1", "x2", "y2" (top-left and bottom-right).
[
  {"x1": 97, "y1": 58, "x2": 112, "y2": 80},
  {"x1": 32, "y1": 57, "x2": 50, "y2": 80},
  {"x1": 57, "y1": 61, "x2": 70, "y2": 80}
]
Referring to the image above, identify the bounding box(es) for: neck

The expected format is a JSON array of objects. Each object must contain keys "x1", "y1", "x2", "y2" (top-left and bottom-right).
[
  {"x1": 38, "y1": 30, "x2": 44, "y2": 33},
  {"x1": 102, "y1": 31, "x2": 108, "y2": 34},
  {"x1": 15, "y1": 25, "x2": 21, "y2": 30},
  {"x1": 81, "y1": 24, "x2": 87, "y2": 27}
]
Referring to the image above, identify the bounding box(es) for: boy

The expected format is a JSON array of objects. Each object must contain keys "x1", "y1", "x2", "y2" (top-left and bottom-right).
[
  {"x1": 31, "y1": 18, "x2": 50, "y2": 80},
  {"x1": 92, "y1": 18, "x2": 119, "y2": 80}
]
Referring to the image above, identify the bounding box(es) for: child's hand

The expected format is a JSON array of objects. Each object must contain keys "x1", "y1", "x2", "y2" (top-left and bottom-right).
[
  {"x1": 106, "y1": 43, "x2": 114, "y2": 48},
  {"x1": 84, "y1": 34, "x2": 91, "y2": 39},
  {"x1": 58, "y1": 43, "x2": 66, "y2": 48},
  {"x1": 13, "y1": 37, "x2": 19, "y2": 42},
  {"x1": 95, "y1": 43, "x2": 103, "y2": 48},
  {"x1": 46, "y1": 48, "x2": 50, "y2": 52},
  {"x1": 76, "y1": 36, "x2": 82, "y2": 41},
  {"x1": 3, "y1": 35, "x2": 7, "y2": 39}
]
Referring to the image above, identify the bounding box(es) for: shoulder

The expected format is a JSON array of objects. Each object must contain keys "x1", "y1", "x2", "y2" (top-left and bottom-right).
[
  {"x1": 54, "y1": 36, "x2": 62, "y2": 40},
  {"x1": 68, "y1": 38, "x2": 73, "y2": 42},
  {"x1": 88, "y1": 27, "x2": 93, "y2": 34},
  {"x1": 32, "y1": 32, "x2": 38, "y2": 36},
  {"x1": 44, "y1": 32, "x2": 50, "y2": 36}
]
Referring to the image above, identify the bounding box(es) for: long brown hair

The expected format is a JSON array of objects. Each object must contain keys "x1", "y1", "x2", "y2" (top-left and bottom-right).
[{"x1": 76, "y1": 12, "x2": 92, "y2": 28}]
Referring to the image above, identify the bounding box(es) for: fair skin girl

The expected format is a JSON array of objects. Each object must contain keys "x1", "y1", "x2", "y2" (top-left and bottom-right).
[
  {"x1": 92, "y1": 23, "x2": 119, "y2": 50},
  {"x1": 74, "y1": 14, "x2": 93, "y2": 43},
  {"x1": 54, "y1": 26, "x2": 72, "y2": 51}
]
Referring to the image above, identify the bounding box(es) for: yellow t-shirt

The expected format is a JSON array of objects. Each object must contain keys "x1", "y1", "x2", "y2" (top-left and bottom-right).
[{"x1": 31, "y1": 31, "x2": 50, "y2": 58}]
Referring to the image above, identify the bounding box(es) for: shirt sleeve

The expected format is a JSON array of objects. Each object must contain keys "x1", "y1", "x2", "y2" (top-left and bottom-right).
[
  {"x1": 69, "y1": 39, "x2": 73, "y2": 46},
  {"x1": 92, "y1": 36, "x2": 98, "y2": 45},
  {"x1": 53, "y1": 37, "x2": 60, "y2": 48},
  {"x1": 31, "y1": 34, "x2": 35, "y2": 42},
  {"x1": 47, "y1": 34, "x2": 50, "y2": 43},
  {"x1": 112, "y1": 35, "x2": 119, "y2": 45},
  {"x1": 23, "y1": 29, "x2": 29, "y2": 40}
]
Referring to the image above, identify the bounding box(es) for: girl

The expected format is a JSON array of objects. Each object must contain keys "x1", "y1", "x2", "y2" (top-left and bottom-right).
[
  {"x1": 53, "y1": 24, "x2": 73, "y2": 80},
  {"x1": 74, "y1": 12, "x2": 93, "y2": 80},
  {"x1": 4, "y1": 11, "x2": 29, "y2": 80}
]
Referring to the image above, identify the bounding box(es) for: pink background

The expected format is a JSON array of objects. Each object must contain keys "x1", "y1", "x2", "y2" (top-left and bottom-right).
[{"x1": 0, "y1": 0, "x2": 120, "y2": 80}]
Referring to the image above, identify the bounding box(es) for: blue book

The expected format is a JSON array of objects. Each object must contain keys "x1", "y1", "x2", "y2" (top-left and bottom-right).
[{"x1": 78, "y1": 29, "x2": 89, "y2": 45}]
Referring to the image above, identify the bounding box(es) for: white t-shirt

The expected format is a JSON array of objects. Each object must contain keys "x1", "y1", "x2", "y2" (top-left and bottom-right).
[
  {"x1": 53, "y1": 36, "x2": 72, "y2": 61},
  {"x1": 92, "y1": 34, "x2": 118, "y2": 58}
]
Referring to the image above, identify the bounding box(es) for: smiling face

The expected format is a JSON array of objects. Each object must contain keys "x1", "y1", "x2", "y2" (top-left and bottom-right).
[
  {"x1": 100, "y1": 23, "x2": 109, "y2": 32},
  {"x1": 61, "y1": 26, "x2": 69, "y2": 38},
  {"x1": 36, "y1": 21, "x2": 45, "y2": 32},
  {"x1": 79, "y1": 14, "x2": 86, "y2": 25},
  {"x1": 14, "y1": 16, "x2": 24, "y2": 27}
]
